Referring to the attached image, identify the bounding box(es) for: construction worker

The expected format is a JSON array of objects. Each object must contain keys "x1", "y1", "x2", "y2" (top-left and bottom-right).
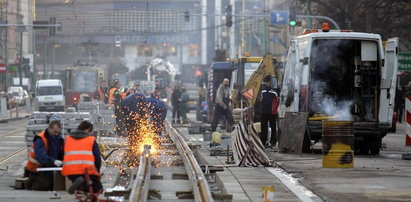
[
  {"x1": 145, "y1": 97, "x2": 167, "y2": 135},
  {"x1": 108, "y1": 79, "x2": 121, "y2": 105},
  {"x1": 95, "y1": 80, "x2": 108, "y2": 104},
  {"x1": 25, "y1": 115, "x2": 64, "y2": 190},
  {"x1": 211, "y1": 78, "x2": 235, "y2": 132},
  {"x1": 260, "y1": 75, "x2": 279, "y2": 148},
  {"x1": 109, "y1": 79, "x2": 125, "y2": 135},
  {"x1": 63, "y1": 121, "x2": 103, "y2": 194},
  {"x1": 179, "y1": 87, "x2": 190, "y2": 124},
  {"x1": 171, "y1": 85, "x2": 182, "y2": 124}
]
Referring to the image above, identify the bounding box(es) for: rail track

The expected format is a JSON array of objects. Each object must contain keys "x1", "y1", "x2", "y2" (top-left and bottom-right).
[
  {"x1": 0, "y1": 147, "x2": 26, "y2": 164},
  {"x1": 106, "y1": 122, "x2": 214, "y2": 202},
  {"x1": 0, "y1": 129, "x2": 26, "y2": 138}
]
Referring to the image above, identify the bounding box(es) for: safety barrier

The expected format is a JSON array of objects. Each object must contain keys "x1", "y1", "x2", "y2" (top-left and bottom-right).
[{"x1": 406, "y1": 97, "x2": 411, "y2": 146}]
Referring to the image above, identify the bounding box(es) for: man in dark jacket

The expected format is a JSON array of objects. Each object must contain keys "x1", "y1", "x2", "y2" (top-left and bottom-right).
[
  {"x1": 260, "y1": 75, "x2": 278, "y2": 147},
  {"x1": 145, "y1": 97, "x2": 167, "y2": 135},
  {"x1": 211, "y1": 78, "x2": 235, "y2": 132},
  {"x1": 25, "y1": 116, "x2": 64, "y2": 190},
  {"x1": 179, "y1": 87, "x2": 190, "y2": 124},
  {"x1": 171, "y1": 86, "x2": 182, "y2": 124},
  {"x1": 64, "y1": 121, "x2": 102, "y2": 194}
]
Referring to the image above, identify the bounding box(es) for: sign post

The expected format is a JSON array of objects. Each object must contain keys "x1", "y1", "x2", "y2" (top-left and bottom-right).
[{"x1": 398, "y1": 52, "x2": 411, "y2": 71}]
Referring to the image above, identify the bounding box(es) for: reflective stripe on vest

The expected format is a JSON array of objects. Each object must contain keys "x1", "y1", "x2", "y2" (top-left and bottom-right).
[
  {"x1": 28, "y1": 156, "x2": 40, "y2": 165},
  {"x1": 65, "y1": 151, "x2": 93, "y2": 155},
  {"x1": 64, "y1": 160, "x2": 95, "y2": 166}
]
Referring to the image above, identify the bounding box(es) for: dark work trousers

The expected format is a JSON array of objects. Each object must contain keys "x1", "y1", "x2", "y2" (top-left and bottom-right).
[
  {"x1": 395, "y1": 105, "x2": 404, "y2": 123},
  {"x1": 25, "y1": 169, "x2": 53, "y2": 191},
  {"x1": 172, "y1": 105, "x2": 181, "y2": 122},
  {"x1": 211, "y1": 105, "x2": 235, "y2": 131},
  {"x1": 68, "y1": 175, "x2": 103, "y2": 193},
  {"x1": 260, "y1": 113, "x2": 277, "y2": 145}
]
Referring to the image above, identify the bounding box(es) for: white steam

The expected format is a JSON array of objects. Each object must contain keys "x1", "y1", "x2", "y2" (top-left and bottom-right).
[{"x1": 310, "y1": 80, "x2": 353, "y2": 120}]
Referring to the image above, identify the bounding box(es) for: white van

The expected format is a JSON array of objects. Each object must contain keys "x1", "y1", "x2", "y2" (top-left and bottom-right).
[
  {"x1": 35, "y1": 79, "x2": 65, "y2": 112},
  {"x1": 278, "y1": 26, "x2": 398, "y2": 154}
]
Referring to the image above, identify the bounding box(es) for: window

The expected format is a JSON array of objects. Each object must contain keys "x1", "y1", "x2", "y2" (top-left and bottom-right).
[
  {"x1": 38, "y1": 86, "x2": 62, "y2": 96},
  {"x1": 72, "y1": 70, "x2": 97, "y2": 92},
  {"x1": 188, "y1": 44, "x2": 198, "y2": 57},
  {"x1": 138, "y1": 45, "x2": 153, "y2": 57},
  {"x1": 244, "y1": 62, "x2": 259, "y2": 85}
]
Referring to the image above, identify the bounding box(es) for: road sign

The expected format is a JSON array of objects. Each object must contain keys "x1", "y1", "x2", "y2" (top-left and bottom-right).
[
  {"x1": 399, "y1": 52, "x2": 411, "y2": 71},
  {"x1": 0, "y1": 64, "x2": 5, "y2": 73},
  {"x1": 270, "y1": 11, "x2": 288, "y2": 25}
]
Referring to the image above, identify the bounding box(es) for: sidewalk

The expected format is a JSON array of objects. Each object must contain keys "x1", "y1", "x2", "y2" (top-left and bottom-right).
[
  {"x1": 178, "y1": 126, "x2": 306, "y2": 202},
  {"x1": 0, "y1": 106, "x2": 31, "y2": 123}
]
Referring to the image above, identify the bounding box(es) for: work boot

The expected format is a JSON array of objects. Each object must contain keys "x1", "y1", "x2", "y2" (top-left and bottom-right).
[{"x1": 68, "y1": 177, "x2": 85, "y2": 194}]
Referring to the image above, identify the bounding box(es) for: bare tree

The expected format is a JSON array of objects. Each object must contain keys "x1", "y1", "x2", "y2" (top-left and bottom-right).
[{"x1": 294, "y1": 0, "x2": 411, "y2": 50}]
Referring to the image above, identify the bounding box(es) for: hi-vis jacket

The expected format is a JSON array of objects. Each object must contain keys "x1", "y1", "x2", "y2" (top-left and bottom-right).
[
  {"x1": 26, "y1": 131, "x2": 48, "y2": 172},
  {"x1": 62, "y1": 132, "x2": 100, "y2": 176}
]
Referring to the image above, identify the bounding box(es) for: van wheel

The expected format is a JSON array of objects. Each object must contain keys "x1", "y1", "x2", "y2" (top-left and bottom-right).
[
  {"x1": 370, "y1": 137, "x2": 382, "y2": 155},
  {"x1": 359, "y1": 143, "x2": 369, "y2": 155},
  {"x1": 302, "y1": 132, "x2": 312, "y2": 153},
  {"x1": 370, "y1": 147, "x2": 380, "y2": 155}
]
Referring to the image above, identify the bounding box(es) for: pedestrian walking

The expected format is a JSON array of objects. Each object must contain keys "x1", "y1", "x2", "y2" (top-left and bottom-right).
[
  {"x1": 63, "y1": 121, "x2": 103, "y2": 194},
  {"x1": 395, "y1": 86, "x2": 404, "y2": 123},
  {"x1": 171, "y1": 85, "x2": 182, "y2": 124},
  {"x1": 260, "y1": 75, "x2": 279, "y2": 148},
  {"x1": 211, "y1": 78, "x2": 235, "y2": 132},
  {"x1": 180, "y1": 87, "x2": 190, "y2": 124}
]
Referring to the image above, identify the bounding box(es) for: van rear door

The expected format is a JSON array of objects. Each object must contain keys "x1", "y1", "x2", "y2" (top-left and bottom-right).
[
  {"x1": 278, "y1": 40, "x2": 299, "y2": 118},
  {"x1": 378, "y1": 37, "x2": 399, "y2": 125}
]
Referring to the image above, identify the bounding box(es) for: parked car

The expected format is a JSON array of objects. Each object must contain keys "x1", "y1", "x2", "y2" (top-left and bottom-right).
[
  {"x1": 7, "y1": 86, "x2": 29, "y2": 106},
  {"x1": 0, "y1": 91, "x2": 14, "y2": 109}
]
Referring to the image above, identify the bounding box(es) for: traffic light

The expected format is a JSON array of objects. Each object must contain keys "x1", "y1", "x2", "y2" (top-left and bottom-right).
[
  {"x1": 184, "y1": 11, "x2": 190, "y2": 22},
  {"x1": 225, "y1": 4, "x2": 233, "y2": 27},
  {"x1": 289, "y1": 8, "x2": 296, "y2": 27}
]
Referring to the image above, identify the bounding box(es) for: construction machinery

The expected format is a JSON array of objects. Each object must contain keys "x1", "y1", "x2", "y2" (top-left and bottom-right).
[{"x1": 230, "y1": 54, "x2": 282, "y2": 117}]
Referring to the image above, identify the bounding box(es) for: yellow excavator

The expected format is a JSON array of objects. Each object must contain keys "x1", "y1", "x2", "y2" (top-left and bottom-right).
[{"x1": 230, "y1": 54, "x2": 281, "y2": 110}]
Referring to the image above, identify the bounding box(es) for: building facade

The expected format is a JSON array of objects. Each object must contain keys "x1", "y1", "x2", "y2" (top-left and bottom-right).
[
  {"x1": 0, "y1": 0, "x2": 34, "y2": 91},
  {"x1": 35, "y1": 0, "x2": 205, "y2": 76}
]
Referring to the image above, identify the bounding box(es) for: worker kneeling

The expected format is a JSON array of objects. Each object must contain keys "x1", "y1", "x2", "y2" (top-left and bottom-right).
[
  {"x1": 25, "y1": 116, "x2": 64, "y2": 190},
  {"x1": 62, "y1": 121, "x2": 103, "y2": 194}
]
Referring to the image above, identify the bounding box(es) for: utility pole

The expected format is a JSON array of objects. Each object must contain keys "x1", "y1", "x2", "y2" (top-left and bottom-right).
[
  {"x1": 241, "y1": 0, "x2": 246, "y2": 55},
  {"x1": 43, "y1": 37, "x2": 47, "y2": 79},
  {"x1": 4, "y1": 0, "x2": 8, "y2": 90},
  {"x1": 307, "y1": 0, "x2": 312, "y2": 29}
]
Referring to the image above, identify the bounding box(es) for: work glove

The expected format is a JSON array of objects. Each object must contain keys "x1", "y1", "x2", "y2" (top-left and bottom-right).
[{"x1": 54, "y1": 160, "x2": 63, "y2": 167}]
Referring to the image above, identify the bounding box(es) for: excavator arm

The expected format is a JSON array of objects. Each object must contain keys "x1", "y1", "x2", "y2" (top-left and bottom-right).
[{"x1": 241, "y1": 54, "x2": 278, "y2": 107}]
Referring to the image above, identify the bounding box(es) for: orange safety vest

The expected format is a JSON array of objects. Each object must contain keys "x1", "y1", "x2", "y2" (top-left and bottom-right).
[
  {"x1": 61, "y1": 136, "x2": 99, "y2": 177},
  {"x1": 195, "y1": 70, "x2": 202, "y2": 77},
  {"x1": 108, "y1": 87, "x2": 117, "y2": 105},
  {"x1": 97, "y1": 87, "x2": 105, "y2": 101},
  {"x1": 26, "y1": 131, "x2": 48, "y2": 172}
]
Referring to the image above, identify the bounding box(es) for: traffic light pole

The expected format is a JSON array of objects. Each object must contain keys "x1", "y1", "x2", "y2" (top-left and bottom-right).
[{"x1": 296, "y1": 15, "x2": 340, "y2": 29}]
